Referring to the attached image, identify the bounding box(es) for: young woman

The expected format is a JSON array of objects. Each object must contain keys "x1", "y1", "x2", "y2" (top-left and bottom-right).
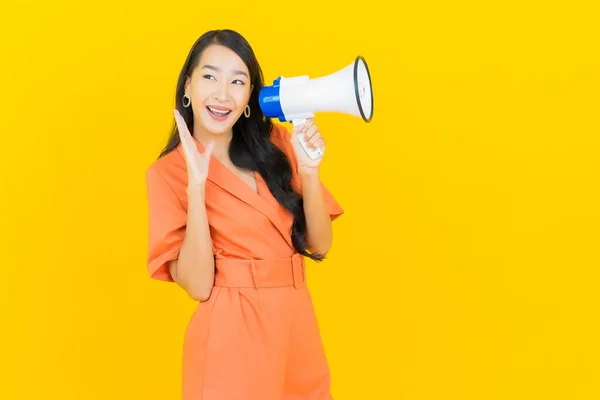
[{"x1": 145, "y1": 29, "x2": 343, "y2": 399}]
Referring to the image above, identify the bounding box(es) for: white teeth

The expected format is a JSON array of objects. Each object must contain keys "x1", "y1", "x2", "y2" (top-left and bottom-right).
[{"x1": 208, "y1": 107, "x2": 230, "y2": 115}]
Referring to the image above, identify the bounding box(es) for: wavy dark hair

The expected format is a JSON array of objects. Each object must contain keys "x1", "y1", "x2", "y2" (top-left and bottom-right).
[{"x1": 158, "y1": 29, "x2": 325, "y2": 261}]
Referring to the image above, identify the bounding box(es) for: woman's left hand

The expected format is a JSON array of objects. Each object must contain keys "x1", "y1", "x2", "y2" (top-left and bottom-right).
[{"x1": 289, "y1": 118, "x2": 326, "y2": 175}]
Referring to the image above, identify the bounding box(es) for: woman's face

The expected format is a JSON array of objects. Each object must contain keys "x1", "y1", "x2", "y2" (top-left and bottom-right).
[{"x1": 185, "y1": 44, "x2": 253, "y2": 136}]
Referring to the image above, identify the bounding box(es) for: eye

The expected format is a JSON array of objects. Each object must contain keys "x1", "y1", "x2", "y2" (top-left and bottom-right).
[
  {"x1": 232, "y1": 79, "x2": 245, "y2": 85},
  {"x1": 203, "y1": 74, "x2": 216, "y2": 80}
]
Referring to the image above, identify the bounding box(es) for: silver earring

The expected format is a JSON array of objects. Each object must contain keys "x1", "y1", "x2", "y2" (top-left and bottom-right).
[
  {"x1": 244, "y1": 104, "x2": 251, "y2": 118},
  {"x1": 183, "y1": 94, "x2": 191, "y2": 108}
]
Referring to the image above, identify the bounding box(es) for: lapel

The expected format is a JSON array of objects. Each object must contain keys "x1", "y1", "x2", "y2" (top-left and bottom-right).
[{"x1": 176, "y1": 139, "x2": 295, "y2": 250}]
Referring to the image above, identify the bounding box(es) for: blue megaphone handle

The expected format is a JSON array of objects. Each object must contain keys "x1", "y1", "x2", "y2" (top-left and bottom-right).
[{"x1": 258, "y1": 77, "x2": 286, "y2": 122}]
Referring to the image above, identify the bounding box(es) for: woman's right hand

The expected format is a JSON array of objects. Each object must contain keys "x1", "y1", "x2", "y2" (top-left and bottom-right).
[{"x1": 174, "y1": 109, "x2": 214, "y2": 188}]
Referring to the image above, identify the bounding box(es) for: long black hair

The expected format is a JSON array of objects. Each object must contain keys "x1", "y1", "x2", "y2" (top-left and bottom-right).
[{"x1": 158, "y1": 29, "x2": 325, "y2": 261}]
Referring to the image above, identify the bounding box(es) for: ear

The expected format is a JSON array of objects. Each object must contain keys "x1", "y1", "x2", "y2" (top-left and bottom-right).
[{"x1": 184, "y1": 76, "x2": 191, "y2": 94}]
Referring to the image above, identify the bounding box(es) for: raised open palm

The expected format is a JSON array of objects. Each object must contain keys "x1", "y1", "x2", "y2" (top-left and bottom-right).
[{"x1": 174, "y1": 109, "x2": 215, "y2": 187}]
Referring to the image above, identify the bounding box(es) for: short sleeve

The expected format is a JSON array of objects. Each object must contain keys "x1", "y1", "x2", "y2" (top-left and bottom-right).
[
  {"x1": 273, "y1": 123, "x2": 344, "y2": 221},
  {"x1": 320, "y1": 182, "x2": 344, "y2": 221},
  {"x1": 145, "y1": 166, "x2": 186, "y2": 282}
]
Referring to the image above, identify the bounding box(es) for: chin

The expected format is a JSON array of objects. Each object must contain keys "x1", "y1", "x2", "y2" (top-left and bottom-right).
[{"x1": 204, "y1": 123, "x2": 231, "y2": 135}]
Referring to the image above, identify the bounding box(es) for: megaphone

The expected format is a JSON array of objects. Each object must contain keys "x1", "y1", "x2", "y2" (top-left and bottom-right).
[{"x1": 259, "y1": 55, "x2": 373, "y2": 159}]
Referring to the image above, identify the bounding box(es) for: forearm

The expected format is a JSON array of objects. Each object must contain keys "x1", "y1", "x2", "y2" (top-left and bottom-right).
[
  {"x1": 300, "y1": 171, "x2": 333, "y2": 255},
  {"x1": 171, "y1": 186, "x2": 215, "y2": 301}
]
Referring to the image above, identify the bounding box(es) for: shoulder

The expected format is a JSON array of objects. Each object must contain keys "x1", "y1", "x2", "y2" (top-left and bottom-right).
[
  {"x1": 268, "y1": 122, "x2": 301, "y2": 182},
  {"x1": 145, "y1": 144, "x2": 187, "y2": 191},
  {"x1": 269, "y1": 122, "x2": 293, "y2": 152}
]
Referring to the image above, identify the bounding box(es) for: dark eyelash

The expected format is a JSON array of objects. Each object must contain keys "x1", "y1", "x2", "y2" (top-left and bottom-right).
[{"x1": 203, "y1": 74, "x2": 246, "y2": 86}]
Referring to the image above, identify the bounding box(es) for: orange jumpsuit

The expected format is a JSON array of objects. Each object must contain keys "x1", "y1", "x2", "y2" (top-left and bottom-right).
[{"x1": 145, "y1": 122, "x2": 343, "y2": 400}]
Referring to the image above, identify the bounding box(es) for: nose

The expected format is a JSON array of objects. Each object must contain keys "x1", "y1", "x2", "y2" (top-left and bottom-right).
[{"x1": 213, "y1": 80, "x2": 229, "y2": 102}]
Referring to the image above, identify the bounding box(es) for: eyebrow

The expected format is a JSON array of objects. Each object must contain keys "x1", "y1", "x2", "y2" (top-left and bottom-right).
[{"x1": 201, "y1": 64, "x2": 248, "y2": 78}]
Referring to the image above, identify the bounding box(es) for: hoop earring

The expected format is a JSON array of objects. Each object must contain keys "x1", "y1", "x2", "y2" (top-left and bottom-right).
[
  {"x1": 183, "y1": 94, "x2": 191, "y2": 108},
  {"x1": 244, "y1": 104, "x2": 251, "y2": 118}
]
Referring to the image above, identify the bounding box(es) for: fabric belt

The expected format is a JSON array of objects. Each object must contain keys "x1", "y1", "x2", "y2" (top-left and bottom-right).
[{"x1": 214, "y1": 253, "x2": 306, "y2": 289}]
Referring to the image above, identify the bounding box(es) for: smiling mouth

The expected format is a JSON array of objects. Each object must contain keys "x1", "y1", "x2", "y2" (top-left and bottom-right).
[{"x1": 207, "y1": 106, "x2": 232, "y2": 116}]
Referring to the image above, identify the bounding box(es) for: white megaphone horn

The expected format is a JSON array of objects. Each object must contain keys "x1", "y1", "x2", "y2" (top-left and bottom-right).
[{"x1": 259, "y1": 55, "x2": 374, "y2": 159}]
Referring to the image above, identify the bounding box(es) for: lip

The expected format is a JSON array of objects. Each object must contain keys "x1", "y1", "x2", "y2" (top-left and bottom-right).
[
  {"x1": 206, "y1": 106, "x2": 232, "y2": 122},
  {"x1": 207, "y1": 105, "x2": 231, "y2": 111}
]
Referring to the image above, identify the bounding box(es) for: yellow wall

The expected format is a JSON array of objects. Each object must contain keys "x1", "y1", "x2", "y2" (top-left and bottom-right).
[{"x1": 1, "y1": 0, "x2": 599, "y2": 398}]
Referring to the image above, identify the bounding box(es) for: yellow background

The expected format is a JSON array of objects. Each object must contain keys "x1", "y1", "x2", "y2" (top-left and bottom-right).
[{"x1": 1, "y1": 0, "x2": 599, "y2": 398}]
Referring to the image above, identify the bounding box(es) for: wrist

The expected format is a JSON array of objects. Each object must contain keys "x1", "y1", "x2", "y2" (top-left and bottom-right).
[
  {"x1": 299, "y1": 168, "x2": 320, "y2": 182},
  {"x1": 187, "y1": 184, "x2": 206, "y2": 198}
]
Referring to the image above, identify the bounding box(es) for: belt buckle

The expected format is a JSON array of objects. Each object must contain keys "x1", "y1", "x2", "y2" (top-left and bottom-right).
[{"x1": 291, "y1": 253, "x2": 305, "y2": 288}]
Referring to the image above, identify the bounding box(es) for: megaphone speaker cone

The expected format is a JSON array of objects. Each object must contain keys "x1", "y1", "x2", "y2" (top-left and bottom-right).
[
  {"x1": 258, "y1": 55, "x2": 374, "y2": 124},
  {"x1": 354, "y1": 56, "x2": 374, "y2": 123}
]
